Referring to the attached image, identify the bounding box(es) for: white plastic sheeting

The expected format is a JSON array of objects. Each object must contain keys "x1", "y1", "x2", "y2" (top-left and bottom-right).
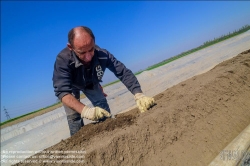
[{"x1": 1, "y1": 31, "x2": 250, "y2": 166}]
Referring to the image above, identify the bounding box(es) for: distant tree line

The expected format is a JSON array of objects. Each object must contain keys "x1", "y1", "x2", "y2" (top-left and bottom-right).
[
  {"x1": 141, "y1": 24, "x2": 250, "y2": 72},
  {"x1": 203, "y1": 25, "x2": 250, "y2": 45}
]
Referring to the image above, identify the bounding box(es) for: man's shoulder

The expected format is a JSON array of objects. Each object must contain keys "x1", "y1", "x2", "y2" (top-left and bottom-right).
[
  {"x1": 95, "y1": 45, "x2": 112, "y2": 60},
  {"x1": 58, "y1": 47, "x2": 71, "y2": 57},
  {"x1": 55, "y1": 47, "x2": 74, "y2": 66},
  {"x1": 95, "y1": 45, "x2": 109, "y2": 55},
  {"x1": 56, "y1": 47, "x2": 74, "y2": 61}
]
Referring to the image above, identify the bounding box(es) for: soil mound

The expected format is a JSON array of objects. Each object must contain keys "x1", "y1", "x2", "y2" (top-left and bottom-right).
[{"x1": 15, "y1": 49, "x2": 250, "y2": 166}]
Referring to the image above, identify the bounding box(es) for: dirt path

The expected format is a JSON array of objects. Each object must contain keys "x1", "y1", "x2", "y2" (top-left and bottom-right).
[{"x1": 15, "y1": 49, "x2": 250, "y2": 166}]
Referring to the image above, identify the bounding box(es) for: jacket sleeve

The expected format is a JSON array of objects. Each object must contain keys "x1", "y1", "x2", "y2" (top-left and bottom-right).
[
  {"x1": 106, "y1": 51, "x2": 143, "y2": 95},
  {"x1": 52, "y1": 54, "x2": 73, "y2": 100}
]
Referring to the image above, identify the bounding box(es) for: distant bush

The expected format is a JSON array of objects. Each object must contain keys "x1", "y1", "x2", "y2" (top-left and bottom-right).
[{"x1": 143, "y1": 25, "x2": 250, "y2": 72}]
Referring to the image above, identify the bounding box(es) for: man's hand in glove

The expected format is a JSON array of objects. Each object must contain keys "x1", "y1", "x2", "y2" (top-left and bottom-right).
[
  {"x1": 81, "y1": 106, "x2": 111, "y2": 121},
  {"x1": 134, "y1": 93, "x2": 156, "y2": 113}
]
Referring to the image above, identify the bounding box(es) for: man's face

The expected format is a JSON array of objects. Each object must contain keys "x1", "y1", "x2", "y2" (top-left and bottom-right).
[{"x1": 68, "y1": 32, "x2": 95, "y2": 63}]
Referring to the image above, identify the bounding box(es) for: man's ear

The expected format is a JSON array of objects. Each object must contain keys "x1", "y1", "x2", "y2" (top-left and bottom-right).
[{"x1": 67, "y1": 43, "x2": 73, "y2": 51}]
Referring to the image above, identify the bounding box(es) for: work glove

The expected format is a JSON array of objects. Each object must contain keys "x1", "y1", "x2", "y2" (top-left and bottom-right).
[
  {"x1": 134, "y1": 93, "x2": 155, "y2": 113},
  {"x1": 81, "y1": 106, "x2": 111, "y2": 121}
]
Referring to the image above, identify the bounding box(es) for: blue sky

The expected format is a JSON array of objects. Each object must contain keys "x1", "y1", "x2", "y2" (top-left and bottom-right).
[{"x1": 1, "y1": 1, "x2": 250, "y2": 122}]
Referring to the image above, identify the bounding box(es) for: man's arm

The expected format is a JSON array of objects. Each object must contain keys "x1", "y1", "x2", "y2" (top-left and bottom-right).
[
  {"x1": 61, "y1": 94, "x2": 85, "y2": 114},
  {"x1": 103, "y1": 49, "x2": 156, "y2": 112},
  {"x1": 104, "y1": 50, "x2": 142, "y2": 95}
]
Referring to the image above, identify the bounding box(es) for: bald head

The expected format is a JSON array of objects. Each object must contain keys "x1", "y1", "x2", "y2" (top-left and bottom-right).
[
  {"x1": 67, "y1": 26, "x2": 96, "y2": 63},
  {"x1": 68, "y1": 26, "x2": 95, "y2": 47}
]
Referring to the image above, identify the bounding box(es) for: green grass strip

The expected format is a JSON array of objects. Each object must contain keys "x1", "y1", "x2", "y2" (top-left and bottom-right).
[{"x1": 0, "y1": 102, "x2": 62, "y2": 126}]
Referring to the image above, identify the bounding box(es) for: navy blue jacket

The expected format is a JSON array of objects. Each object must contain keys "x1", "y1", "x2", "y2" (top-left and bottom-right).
[{"x1": 53, "y1": 45, "x2": 142, "y2": 100}]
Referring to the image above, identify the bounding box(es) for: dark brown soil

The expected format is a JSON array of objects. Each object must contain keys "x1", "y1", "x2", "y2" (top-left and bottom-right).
[{"x1": 14, "y1": 49, "x2": 250, "y2": 166}]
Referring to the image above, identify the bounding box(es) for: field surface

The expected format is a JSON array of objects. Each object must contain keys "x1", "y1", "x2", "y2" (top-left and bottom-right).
[{"x1": 15, "y1": 49, "x2": 250, "y2": 166}]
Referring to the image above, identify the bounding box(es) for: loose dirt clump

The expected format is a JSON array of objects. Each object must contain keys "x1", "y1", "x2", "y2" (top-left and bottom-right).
[{"x1": 15, "y1": 49, "x2": 250, "y2": 166}]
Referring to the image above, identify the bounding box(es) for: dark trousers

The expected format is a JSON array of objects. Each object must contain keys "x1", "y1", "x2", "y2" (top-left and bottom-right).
[{"x1": 64, "y1": 84, "x2": 110, "y2": 136}]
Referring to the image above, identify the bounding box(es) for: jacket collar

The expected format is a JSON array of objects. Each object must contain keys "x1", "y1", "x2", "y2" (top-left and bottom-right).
[
  {"x1": 91, "y1": 50, "x2": 100, "y2": 67},
  {"x1": 72, "y1": 52, "x2": 83, "y2": 68}
]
